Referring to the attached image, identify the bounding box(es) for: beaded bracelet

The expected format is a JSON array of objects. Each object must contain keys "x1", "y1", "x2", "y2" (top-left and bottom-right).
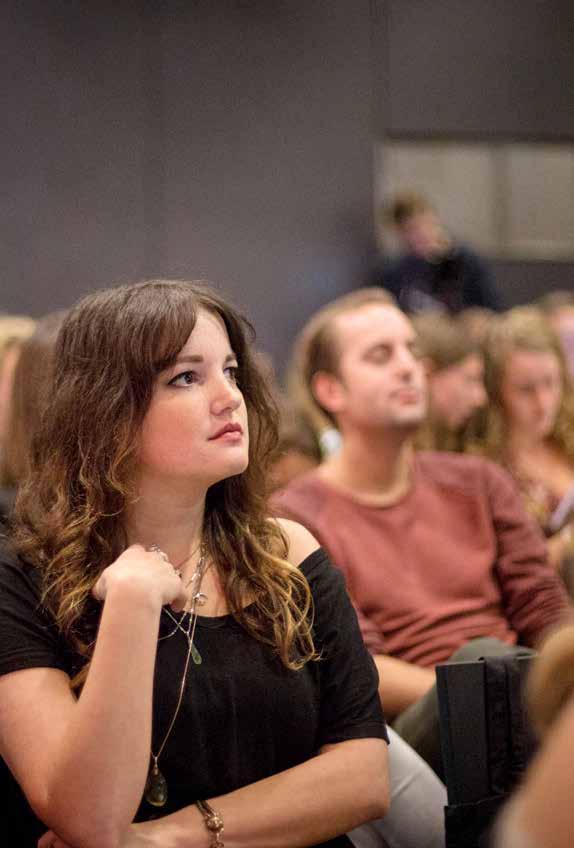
[{"x1": 196, "y1": 799, "x2": 225, "y2": 847}]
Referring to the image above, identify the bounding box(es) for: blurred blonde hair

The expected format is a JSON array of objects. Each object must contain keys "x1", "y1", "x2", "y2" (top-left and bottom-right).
[
  {"x1": 0, "y1": 314, "x2": 36, "y2": 360},
  {"x1": 467, "y1": 307, "x2": 574, "y2": 462}
]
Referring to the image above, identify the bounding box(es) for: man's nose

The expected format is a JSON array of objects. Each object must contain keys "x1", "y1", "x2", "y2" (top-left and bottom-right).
[{"x1": 395, "y1": 346, "x2": 419, "y2": 375}]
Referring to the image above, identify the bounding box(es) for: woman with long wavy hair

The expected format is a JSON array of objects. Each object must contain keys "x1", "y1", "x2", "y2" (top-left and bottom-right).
[
  {"x1": 0, "y1": 280, "x2": 388, "y2": 848},
  {"x1": 467, "y1": 306, "x2": 574, "y2": 581}
]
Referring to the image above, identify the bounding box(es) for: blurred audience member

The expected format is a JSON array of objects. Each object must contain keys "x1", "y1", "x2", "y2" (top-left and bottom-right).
[
  {"x1": 373, "y1": 191, "x2": 502, "y2": 315},
  {"x1": 0, "y1": 315, "x2": 36, "y2": 458},
  {"x1": 458, "y1": 305, "x2": 497, "y2": 346},
  {"x1": 269, "y1": 412, "x2": 320, "y2": 493},
  {"x1": 538, "y1": 290, "x2": 574, "y2": 380},
  {"x1": 273, "y1": 288, "x2": 569, "y2": 779},
  {"x1": 495, "y1": 624, "x2": 574, "y2": 848},
  {"x1": 469, "y1": 307, "x2": 574, "y2": 583},
  {"x1": 412, "y1": 312, "x2": 487, "y2": 451},
  {"x1": 0, "y1": 314, "x2": 36, "y2": 519},
  {"x1": 256, "y1": 351, "x2": 322, "y2": 493},
  {"x1": 0, "y1": 313, "x2": 64, "y2": 522}
]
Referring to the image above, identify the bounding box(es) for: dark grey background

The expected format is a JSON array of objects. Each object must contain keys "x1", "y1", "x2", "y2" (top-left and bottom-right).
[
  {"x1": 2, "y1": 1, "x2": 573, "y2": 373},
  {"x1": 1, "y1": 0, "x2": 374, "y2": 373}
]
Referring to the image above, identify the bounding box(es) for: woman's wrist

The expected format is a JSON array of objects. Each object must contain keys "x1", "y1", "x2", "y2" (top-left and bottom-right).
[
  {"x1": 104, "y1": 574, "x2": 165, "y2": 615},
  {"x1": 130, "y1": 813, "x2": 203, "y2": 848},
  {"x1": 136, "y1": 806, "x2": 212, "y2": 848}
]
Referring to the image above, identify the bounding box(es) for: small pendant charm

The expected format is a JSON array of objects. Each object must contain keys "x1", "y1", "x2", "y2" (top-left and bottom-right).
[
  {"x1": 145, "y1": 763, "x2": 168, "y2": 807},
  {"x1": 194, "y1": 591, "x2": 208, "y2": 606},
  {"x1": 191, "y1": 643, "x2": 202, "y2": 665}
]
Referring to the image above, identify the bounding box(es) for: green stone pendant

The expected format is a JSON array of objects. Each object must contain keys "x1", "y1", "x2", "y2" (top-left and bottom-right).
[
  {"x1": 191, "y1": 643, "x2": 202, "y2": 665},
  {"x1": 145, "y1": 763, "x2": 168, "y2": 807}
]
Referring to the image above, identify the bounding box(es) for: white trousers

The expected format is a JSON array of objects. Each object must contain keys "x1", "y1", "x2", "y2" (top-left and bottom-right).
[{"x1": 348, "y1": 727, "x2": 447, "y2": 848}]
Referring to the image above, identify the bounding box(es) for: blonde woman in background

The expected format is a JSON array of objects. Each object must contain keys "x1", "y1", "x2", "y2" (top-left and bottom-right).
[{"x1": 468, "y1": 307, "x2": 574, "y2": 581}]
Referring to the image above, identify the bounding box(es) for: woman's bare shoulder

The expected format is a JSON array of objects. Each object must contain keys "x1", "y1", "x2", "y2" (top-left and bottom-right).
[{"x1": 273, "y1": 517, "x2": 320, "y2": 567}]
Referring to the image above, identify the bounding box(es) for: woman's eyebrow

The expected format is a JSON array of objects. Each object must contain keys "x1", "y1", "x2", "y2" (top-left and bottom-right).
[
  {"x1": 173, "y1": 352, "x2": 237, "y2": 365},
  {"x1": 174, "y1": 354, "x2": 203, "y2": 365}
]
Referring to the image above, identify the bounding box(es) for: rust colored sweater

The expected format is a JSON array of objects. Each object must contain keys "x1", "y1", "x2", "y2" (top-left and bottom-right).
[{"x1": 272, "y1": 452, "x2": 570, "y2": 667}]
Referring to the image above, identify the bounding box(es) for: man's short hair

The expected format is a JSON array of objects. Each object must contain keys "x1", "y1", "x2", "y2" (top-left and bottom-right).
[{"x1": 383, "y1": 191, "x2": 433, "y2": 229}]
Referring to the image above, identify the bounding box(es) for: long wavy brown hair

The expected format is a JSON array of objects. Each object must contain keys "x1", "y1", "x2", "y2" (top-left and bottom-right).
[
  {"x1": 466, "y1": 306, "x2": 574, "y2": 462},
  {"x1": 12, "y1": 280, "x2": 317, "y2": 679}
]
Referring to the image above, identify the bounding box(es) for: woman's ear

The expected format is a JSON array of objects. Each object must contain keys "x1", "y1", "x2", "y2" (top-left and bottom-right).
[{"x1": 311, "y1": 371, "x2": 345, "y2": 416}]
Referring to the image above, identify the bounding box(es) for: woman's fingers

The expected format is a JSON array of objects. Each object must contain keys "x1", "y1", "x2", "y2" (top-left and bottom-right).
[{"x1": 38, "y1": 831, "x2": 75, "y2": 848}]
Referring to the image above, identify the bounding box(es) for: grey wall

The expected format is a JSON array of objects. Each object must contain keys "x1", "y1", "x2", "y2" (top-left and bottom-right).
[
  {"x1": 1, "y1": 1, "x2": 375, "y2": 370},
  {"x1": 4, "y1": 0, "x2": 572, "y2": 358},
  {"x1": 386, "y1": 0, "x2": 574, "y2": 140},
  {"x1": 380, "y1": 0, "x2": 574, "y2": 303}
]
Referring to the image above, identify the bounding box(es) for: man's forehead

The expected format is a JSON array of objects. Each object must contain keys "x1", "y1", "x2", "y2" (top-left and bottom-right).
[{"x1": 333, "y1": 303, "x2": 414, "y2": 348}]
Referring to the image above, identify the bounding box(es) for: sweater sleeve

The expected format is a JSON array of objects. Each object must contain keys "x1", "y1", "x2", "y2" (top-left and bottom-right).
[
  {"x1": 271, "y1": 486, "x2": 387, "y2": 655},
  {"x1": 486, "y1": 461, "x2": 571, "y2": 646}
]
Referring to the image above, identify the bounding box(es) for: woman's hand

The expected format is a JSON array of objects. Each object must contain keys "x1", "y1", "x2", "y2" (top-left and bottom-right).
[
  {"x1": 93, "y1": 544, "x2": 188, "y2": 612},
  {"x1": 38, "y1": 831, "x2": 70, "y2": 848}
]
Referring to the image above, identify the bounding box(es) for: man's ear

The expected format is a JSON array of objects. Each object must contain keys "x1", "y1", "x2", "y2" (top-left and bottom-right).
[{"x1": 311, "y1": 370, "x2": 346, "y2": 416}]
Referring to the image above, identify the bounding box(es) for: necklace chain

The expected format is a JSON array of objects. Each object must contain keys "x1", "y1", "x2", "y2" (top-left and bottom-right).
[{"x1": 145, "y1": 546, "x2": 210, "y2": 807}]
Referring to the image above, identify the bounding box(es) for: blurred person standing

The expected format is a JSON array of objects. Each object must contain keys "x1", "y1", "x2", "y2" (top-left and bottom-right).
[
  {"x1": 468, "y1": 307, "x2": 574, "y2": 585},
  {"x1": 374, "y1": 192, "x2": 502, "y2": 315}
]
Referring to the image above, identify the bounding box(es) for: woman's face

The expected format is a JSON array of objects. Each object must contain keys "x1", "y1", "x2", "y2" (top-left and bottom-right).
[
  {"x1": 138, "y1": 308, "x2": 249, "y2": 488},
  {"x1": 500, "y1": 349, "x2": 563, "y2": 440},
  {"x1": 428, "y1": 353, "x2": 487, "y2": 431}
]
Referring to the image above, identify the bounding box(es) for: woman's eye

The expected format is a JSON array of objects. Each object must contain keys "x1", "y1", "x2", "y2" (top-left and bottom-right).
[
  {"x1": 169, "y1": 370, "x2": 198, "y2": 387},
  {"x1": 225, "y1": 365, "x2": 239, "y2": 382}
]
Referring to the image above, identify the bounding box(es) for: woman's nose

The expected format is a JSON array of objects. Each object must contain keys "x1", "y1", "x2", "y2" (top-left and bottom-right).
[{"x1": 211, "y1": 376, "x2": 242, "y2": 414}]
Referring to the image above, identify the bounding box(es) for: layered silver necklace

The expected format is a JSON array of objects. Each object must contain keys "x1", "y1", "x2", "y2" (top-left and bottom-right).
[{"x1": 144, "y1": 548, "x2": 211, "y2": 808}]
